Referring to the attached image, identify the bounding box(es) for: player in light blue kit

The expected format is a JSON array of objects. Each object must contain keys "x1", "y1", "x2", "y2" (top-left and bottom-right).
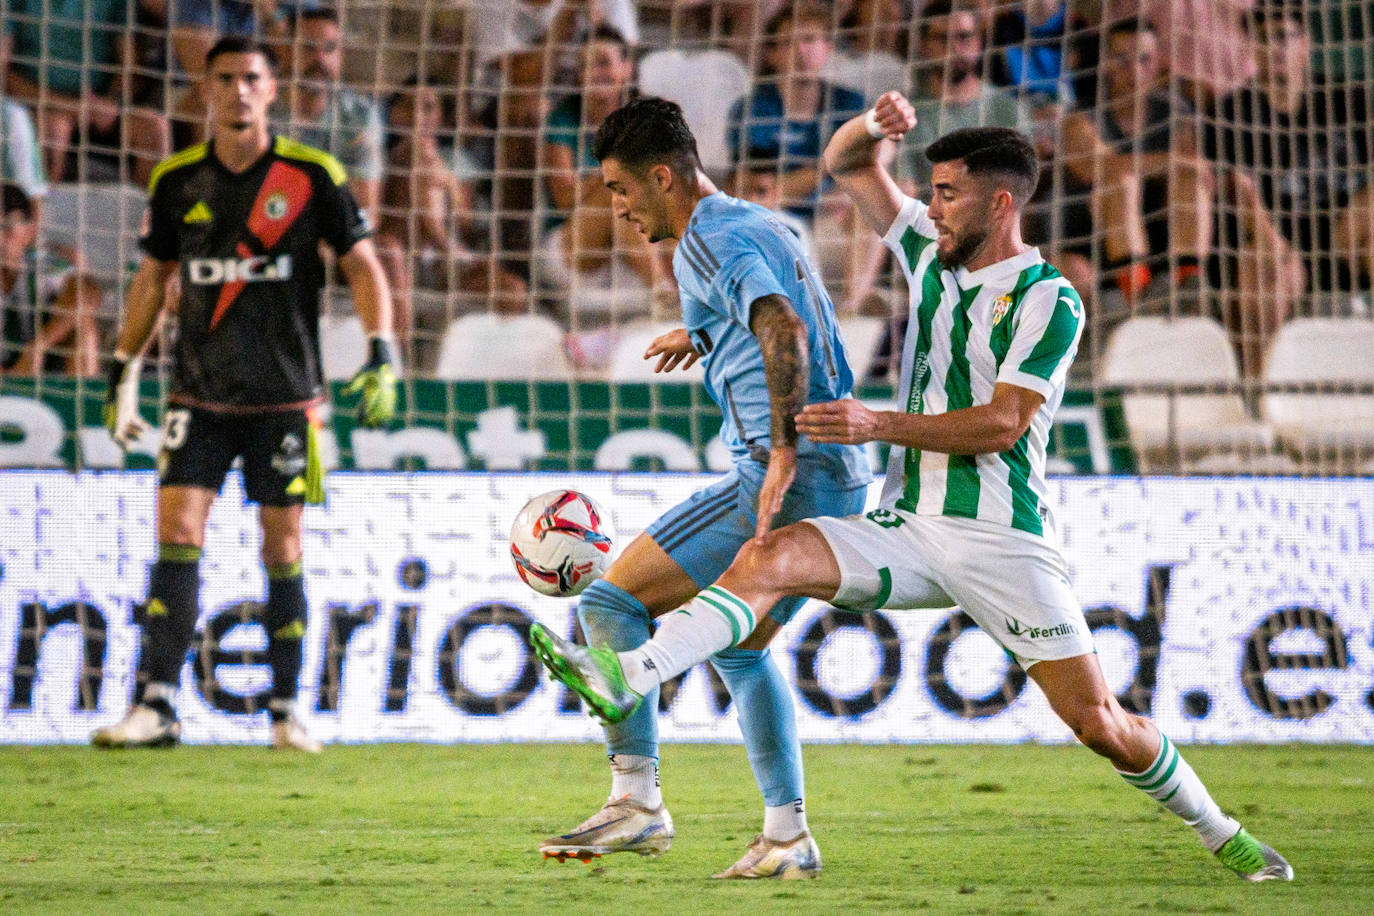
[{"x1": 529, "y1": 97, "x2": 871, "y2": 878}]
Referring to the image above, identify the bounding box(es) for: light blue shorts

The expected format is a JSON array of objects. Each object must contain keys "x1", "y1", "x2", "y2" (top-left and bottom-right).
[{"x1": 646, "y1": 461, "x2": 868, "y2": 625}]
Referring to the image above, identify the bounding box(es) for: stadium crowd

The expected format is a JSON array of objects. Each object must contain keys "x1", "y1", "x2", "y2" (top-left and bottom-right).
[{"x1": 0, "y1": 0, "x2": 1369, "y2": 389}]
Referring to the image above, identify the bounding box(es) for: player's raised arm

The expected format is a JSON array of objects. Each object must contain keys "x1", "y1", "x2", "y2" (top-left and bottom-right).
[
  {"x1": 104, "y1": 255, "x2": 178, "y2": 448},
  {"x1": 823, "y1": 91, "x2": 915, "y2": 237},
  {"x1": 749, "y1": 293, "x2": 808, "y2": 540}
]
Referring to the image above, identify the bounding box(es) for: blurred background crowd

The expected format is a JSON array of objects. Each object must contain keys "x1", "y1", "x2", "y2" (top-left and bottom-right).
[{"x1": 0, "y1": 1, "x2": 1370, "y2": 471}]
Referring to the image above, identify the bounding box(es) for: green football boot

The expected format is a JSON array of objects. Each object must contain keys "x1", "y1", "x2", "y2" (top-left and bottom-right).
[
  {"x1": 528, "y1": 624, "x2": 644, "y2": 724},
  {"x1": 1215, "y1": 827, "x2": 1294, "y2": 882}
]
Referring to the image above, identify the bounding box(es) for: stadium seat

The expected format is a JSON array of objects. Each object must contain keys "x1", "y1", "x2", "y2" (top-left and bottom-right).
[
  {"x1": 318, "y1": 314, "x2": 367, "y2": 381},
  {"x1": 609, "y1": 320, "x2": 704, "y2": 383},
  {"x1": 1099, "y1": 316, "x2": 1277, "y2": 471},
  {"x1": 837, "y1": 314, "x2": 886, "y2": 383},
  {"x1": 1261, "y1": 318, "x2": 1374, "y2": 468},
  {"x1": 42, "y1": 183, "x2": 145, "y2": 285},
  {"x1": 432, "y1": 312, "x2": 572, "y2": 380},
  {"x1": 820, "y1": 51, "x2": 907, "y2": 101},
  {"x1": 637, "y1": 49, "x2": 750, "y2": 174}
]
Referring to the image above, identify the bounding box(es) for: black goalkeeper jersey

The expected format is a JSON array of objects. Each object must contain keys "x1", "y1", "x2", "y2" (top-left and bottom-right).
[{"x1": 141, "y1": 135, "x2": 370, "y2": 410}]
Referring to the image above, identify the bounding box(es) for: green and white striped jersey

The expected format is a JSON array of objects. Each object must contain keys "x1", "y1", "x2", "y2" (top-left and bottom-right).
[{"x1": 878, "y1": 195, "x2": 1083, "y2": 537}]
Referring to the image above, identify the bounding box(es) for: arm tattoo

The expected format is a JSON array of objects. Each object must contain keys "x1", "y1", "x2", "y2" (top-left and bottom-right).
[{"x1": 749, "y1": 294, "x2": 808, "y2": 449}]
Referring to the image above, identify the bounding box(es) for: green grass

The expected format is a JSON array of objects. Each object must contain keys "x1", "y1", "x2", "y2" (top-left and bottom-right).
[{"x1": 0, "y1": 743, "x2": 1369, "y2": 915}]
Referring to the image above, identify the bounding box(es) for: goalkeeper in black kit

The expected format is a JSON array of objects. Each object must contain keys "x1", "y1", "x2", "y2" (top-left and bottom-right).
[{"x1": 93, "y1": 36, "x2": 396, "y2": 751}]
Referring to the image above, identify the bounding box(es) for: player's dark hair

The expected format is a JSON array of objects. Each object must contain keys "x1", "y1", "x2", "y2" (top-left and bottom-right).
[
  {"x1": 765, "y1": 1, "x2": 832, "y2": 39},
  {"x1": 918, "y1": 0, "x2": 978, "y2": 38},
  {"x1": 205, "y1": 35, "x2": 280, "y2": 73},
  {"x1": 1105, "y1": 16, "x2": 1154, "y2": 41},
  {"x1": 581, "y1": 25, "x2": 631, "y2": 53},
  {"x1": 1249, "y1": 0, "x2": 1306, "y2": 33},
  {"x1": 1, "y1": 182, "x2": 32, "y2": 219},
  {"x1": 926, "y1": 127, "x2": 1039, "y2": 206},
  {"x1": 592, "y1": 97, "x2": 702, "y2": 179},
  {"x1": 297, "y1": 7, "x2": 341, "y2": 28}
]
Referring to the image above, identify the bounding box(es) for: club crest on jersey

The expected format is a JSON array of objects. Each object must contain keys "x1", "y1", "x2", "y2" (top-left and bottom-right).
[
  {"x1": 264, "y1": 192, "x2": 290, "y2": 220},
  {"x1": 991, "y1": 295, "x2": 1012, "y2": 327}
]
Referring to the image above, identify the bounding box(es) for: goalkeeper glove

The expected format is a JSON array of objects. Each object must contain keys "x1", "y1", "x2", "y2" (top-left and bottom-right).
[
  {"x1": 103, "y1": 354, "x2": 150, "y2": 450},
  {"x1": 343, "y1": 334, "x2": 398, "y2": 428}
]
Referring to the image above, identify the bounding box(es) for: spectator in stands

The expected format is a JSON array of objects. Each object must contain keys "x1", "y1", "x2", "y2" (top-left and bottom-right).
[
  {"x1": 1108, "y1": 0, "x2": 1256, "y2": 108},
  {"x1": 1205, "y1": 2, "x2": 1368, "y2": 365},
  {"x1": 0, "y1": 88, "x2": 47, "y2": 220},
  {"x1": 0, "y1": 95, "x2": 45, "y2": 364},
  {"x1": 3, "y1": 0, "x2": 170, "y2": 186},
  {"x1": 374, "y1": 80, "x2": 528, "y2": 365},
  {"x1": 732, "y1": 152, "x2": 816, "y2": 259},
  {"x1": 0, "y1": 183, "x2": 102, "y2": 377},
  {"x1": 988, "y1": 0, "x2": 1093, "y2": 111},
  {"x1": 1060, "y1": 18, "x2": 1216, "y2": 324},
  {"x1": 726, "y1": 1, "x2": 866, "y2": 221},
  {"x1": 835, "y1": 0, "x2": 909, "y2": 60},
  {"x1": 271, "y1": 8, "x2": 384, "y2": 220},
  {"x1": 538, "y1": 26, "x2": 671, "y2": 327},
  {"x1": 897, "y1": 0, "x2": 1033, "y2": 194},
  {"x1": 640, "y1": 1, "x2": 782, "y2": 61},
  {"x1": 727, "y1": 2, "x2": 883, "y2": 313},
  {"x1": 461, "y1": 2, "x2": 640, "y2": 286}
]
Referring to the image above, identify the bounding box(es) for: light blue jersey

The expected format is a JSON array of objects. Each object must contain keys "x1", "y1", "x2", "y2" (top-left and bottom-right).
[{"x1": 674, "y1": 192, "x2": 871, "y2": 489}]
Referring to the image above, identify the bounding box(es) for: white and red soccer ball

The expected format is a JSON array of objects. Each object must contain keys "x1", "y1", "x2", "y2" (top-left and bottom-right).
[{"x1": 510, "y1": 489, "x2": 616, "y2": 597}]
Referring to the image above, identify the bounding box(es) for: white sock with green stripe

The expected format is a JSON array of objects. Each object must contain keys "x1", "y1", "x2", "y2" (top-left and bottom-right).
[
  {"x1": 1116, "y1": 732, "x2": 1240, "y2": 852},
  {"x1": 620, "y1": 586, "x2": 756, "y2": 696}
]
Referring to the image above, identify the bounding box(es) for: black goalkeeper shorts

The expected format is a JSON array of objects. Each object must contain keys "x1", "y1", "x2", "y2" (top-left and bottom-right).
[{"x1": 157, "y1": 405, "x2": 322, "y2": 506}]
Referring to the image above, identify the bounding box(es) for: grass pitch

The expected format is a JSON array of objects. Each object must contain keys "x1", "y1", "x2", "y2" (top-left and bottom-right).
[{"x1": 0, "y1": 743, "x2": 1369, "y2": 915}]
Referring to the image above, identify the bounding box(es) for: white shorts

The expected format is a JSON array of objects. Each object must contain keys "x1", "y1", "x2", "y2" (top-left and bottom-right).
[{"x1": 805, "y1": 508, "x2": 1096, "y2": 669}]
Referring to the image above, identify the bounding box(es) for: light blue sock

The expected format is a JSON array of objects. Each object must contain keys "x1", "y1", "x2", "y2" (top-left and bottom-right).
[
  {"x1": 577, "y1": 579, "x2": 658, "y2": 760},
  {"x1": 710, "y1": 647, "x2": 804, "y2": 808}
]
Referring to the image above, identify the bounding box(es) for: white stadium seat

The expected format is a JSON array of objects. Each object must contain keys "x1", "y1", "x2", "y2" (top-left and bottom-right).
[
  {"x1": 1099, "y1": 316, "x2": 1277, "y2": 471},
  {"x1": 609, "y1": 320, "x2": 704, "y2": 383},
  {"x1": 433, "y1": 312, "x2": 572, "y2": 380},
  {"x1": 1261, "y1": 318, "x2": 1374, "y2": 466},
  {"x1": 637, "y1": 49, "x2": 750, "y2": 174},
  {"x1": 820, "y1": 50, "x2": 908, "y2": 101},
  {"x1": 837, "y1": 314, "x2": 886, "y2": 383},
  {"x1": 42, "y1": 182, "x2": 146, "y2": 284},
  {"x1": 318, "y1": 314, "x2": 367, "y2": 381}
]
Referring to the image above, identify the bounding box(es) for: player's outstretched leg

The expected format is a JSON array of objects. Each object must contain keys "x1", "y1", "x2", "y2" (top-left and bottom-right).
[
  {"x1": 708, "y1": 647, "x2": 820, "y2": 880},
  {"x1": 1033, "y1": 655, "x2": 1293, "y2": 882},
  {"x1": 92, "y1": 544, "x2": 201, "y2": 748},
  {"x1": 534, "y1": 580, "x2": 669, "y2": 862},
  {"x1": 1118, "y1": 734, "x2": 1293, "y2": 882},
  {"x1": 529, "y1": 623, "x2": 641, "y2": 725}
]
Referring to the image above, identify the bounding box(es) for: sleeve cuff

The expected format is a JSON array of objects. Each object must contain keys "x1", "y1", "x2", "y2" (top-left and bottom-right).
[
  {"x1": 997, "y1": 371, "x2": 1057, "y2": 401},
  {"x1": 881, "y1": 195, "x2": 922, "y2": 253}
]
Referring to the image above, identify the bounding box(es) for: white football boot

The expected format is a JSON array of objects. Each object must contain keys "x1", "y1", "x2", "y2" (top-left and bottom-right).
[
  {"x1": 712, "y1": 831, "x2": 822, "y2": 879},
  {"x1": 270, "y1": 716, "x2": 323, "y2": 753},
  {"x1": 91, "y1": 705, "x2": 181, "y2": 749},
  {"x1": 540, "y1": 796, "x2": 674, "y2": 862}
]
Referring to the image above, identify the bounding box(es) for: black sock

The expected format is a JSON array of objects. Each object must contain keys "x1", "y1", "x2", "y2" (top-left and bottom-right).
[
  {"x1": 139, "y1": 545, "x2": 203, "y2": 689},
  {"x1": 265, "y1": 560, "x2": 307, "y2": 723}
]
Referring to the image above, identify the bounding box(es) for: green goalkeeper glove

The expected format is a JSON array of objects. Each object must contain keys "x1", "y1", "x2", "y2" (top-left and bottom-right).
[
  {"x1": 343, "y1": 335, "x2": 398, "y2": 428},
  {"x1": 103, "y1": 354, "x2": 150, "y2": 449}
]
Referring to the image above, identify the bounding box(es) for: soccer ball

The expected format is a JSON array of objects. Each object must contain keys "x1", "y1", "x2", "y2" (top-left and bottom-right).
[{"x1": 510, "y1": 489, "x2": 616, "y2": 597}]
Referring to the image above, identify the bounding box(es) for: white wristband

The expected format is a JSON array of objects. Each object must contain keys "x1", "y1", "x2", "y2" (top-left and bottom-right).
[{"x1": 863, "y1": 108, "x2": 886, "y2": 140}]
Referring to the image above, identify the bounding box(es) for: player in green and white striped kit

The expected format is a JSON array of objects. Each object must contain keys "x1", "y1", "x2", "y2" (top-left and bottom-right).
[{"x1": 530, "y1": 92, "x2": 1292, "y2": 882}]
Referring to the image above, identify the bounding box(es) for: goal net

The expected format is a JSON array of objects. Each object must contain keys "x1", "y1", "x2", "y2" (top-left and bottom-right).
[
  {"x1": 0, "y1": 0, "x2": 1369, "y2": 476},
  {"x1": 0, "y1": 3, "x2": 1371, "y2": 745}
]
